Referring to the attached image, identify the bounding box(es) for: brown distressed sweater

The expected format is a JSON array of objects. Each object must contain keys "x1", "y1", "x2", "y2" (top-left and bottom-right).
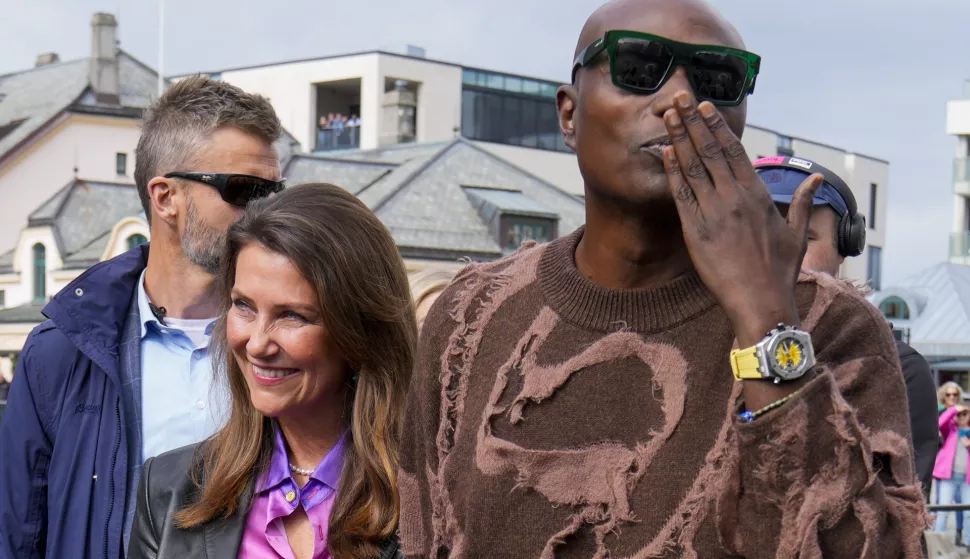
[{"x1": 399, "y1": 228, "x2": 927, "y2": 559}]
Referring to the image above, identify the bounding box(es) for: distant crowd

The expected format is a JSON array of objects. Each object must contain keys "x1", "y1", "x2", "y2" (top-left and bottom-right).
[{"x1": 319, "y1": 112, "x2": 360, "y2": 130}]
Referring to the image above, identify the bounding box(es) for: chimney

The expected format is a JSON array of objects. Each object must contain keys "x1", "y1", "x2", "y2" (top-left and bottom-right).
[
  {"x1": 35, "y1": 53, "x2": 60, "y2": 67},
  {"x1": 88, "y1": 12, "x2": 120, "y2": 105}
]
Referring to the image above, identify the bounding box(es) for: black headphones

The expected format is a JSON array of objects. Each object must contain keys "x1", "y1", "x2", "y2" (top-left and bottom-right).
[{"x1": 754, "y1": 156, "x2": 866, "y2": 258}]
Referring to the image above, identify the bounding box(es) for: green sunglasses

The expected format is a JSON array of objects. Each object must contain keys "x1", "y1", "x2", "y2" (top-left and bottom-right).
[{"x1": 572, "y1": 30, "x2": 762, "y2": 107}]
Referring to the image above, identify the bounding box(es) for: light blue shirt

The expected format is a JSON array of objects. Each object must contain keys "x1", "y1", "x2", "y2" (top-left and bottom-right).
[{"x1": 138, "y1": 270, "x2": 228, "y2": 460}]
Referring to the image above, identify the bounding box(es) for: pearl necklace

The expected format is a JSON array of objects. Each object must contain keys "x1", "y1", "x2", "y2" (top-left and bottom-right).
[{"x1": 289, "y1": 463, "x2": 314, "y2": 476}]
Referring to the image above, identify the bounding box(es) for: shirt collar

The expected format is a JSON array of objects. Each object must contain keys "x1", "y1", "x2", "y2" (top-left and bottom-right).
[
  {"x1": 257, "y1": 421, "x2": 348, "y2": 493},
  {"x1": 136, "y1": 269, "x2": 217, "y2": 340}
]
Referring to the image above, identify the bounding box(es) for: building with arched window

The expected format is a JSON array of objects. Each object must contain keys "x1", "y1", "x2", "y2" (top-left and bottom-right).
[
  {"x1": 869, "y1": 263, "x2": 970, "y2": 391},
  {"x1": 0, "y1": 178, "x2": 149, "y2": 353}
]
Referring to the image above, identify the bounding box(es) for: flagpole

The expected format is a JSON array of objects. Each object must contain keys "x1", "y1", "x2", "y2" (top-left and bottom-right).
[{"x1": 157, "y1": 0, "x2": 164, "y2": 95}]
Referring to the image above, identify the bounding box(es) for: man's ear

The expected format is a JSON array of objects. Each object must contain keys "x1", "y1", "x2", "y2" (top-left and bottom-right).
[
  {"x1": 146, "y1": 176, "x2": 180, "y2": 227},
  {"x1": 557, "y1": 84, "x2": 578, "y2": 152}
]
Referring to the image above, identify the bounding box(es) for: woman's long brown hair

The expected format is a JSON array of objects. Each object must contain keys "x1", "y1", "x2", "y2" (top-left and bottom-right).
[{"x1": 174, "y1": 183, "x2": 417, "y2": 559}]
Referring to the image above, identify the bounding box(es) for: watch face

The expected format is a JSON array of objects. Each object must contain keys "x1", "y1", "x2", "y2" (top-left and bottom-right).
[{"x1": 770, "y1": 335, "x2": 809, "y2": 379}]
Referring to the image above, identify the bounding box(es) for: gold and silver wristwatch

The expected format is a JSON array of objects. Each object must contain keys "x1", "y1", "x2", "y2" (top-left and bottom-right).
[{"x1": 730, "y1": 324, "x2": 816, "y2": 383}]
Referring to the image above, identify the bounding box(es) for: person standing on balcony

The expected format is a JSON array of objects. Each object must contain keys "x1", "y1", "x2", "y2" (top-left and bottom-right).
[{"x1": 0, "y1": 75, "x2": 285, "y2": 559}]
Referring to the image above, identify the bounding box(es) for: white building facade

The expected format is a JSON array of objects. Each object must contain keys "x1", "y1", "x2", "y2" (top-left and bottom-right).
[
  {"x1": 946, "y1": 86, "x2": 970, "y2": 267},
  {"x1": 185, "y1": 49, "x2": 890, "y2": 284}
]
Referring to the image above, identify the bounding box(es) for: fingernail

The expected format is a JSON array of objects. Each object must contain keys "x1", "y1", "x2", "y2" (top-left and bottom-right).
[
  {"x1": 698, "y1": 102, "x2": 715, "y2": 118},
  {"x1": 665, "y1": 146, "x2": 677, "y2": 160},
  {"x1": 676, "y1": 93, "x2": 691, "y2": 109},
  {"x1": 666, "y1": 110, "x2": 681, "y2": 126}
]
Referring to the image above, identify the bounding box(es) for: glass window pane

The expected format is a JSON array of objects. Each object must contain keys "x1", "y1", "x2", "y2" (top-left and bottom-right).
[
  {"x1": 867, "y1": 247, "x2": 882, "y2": 291},
  {"x1": 486, "y1": 73, "x2": 504, "y2": 90},
  {"x1": 539, "y1": 82, "x2": 559, "y2": 98},
  {"x1": 462, "y1": 69, "x2": 477, "y2": 85},
  {"x1": 523, "y1": 80, "x2": 540, "y2": 95},
  {"x1": 483, "y1": 92, "x2": 504, "y2": 142},
  {"x1": 537, "y1": 102, "x2": 560, "y2": 150},
  {"x1": 505, "y1": 76, "x2": 523, "y2": 93},
  {"x1": 503, "y1": 96, "x2": 522, "y2": 145},
  {"x1": 461, "y1": 89, "x2": 481, "y2": 140},
  {"x1": 520, "y1": 98, "x2": 538, "y2": 147},
  {"x1": 32, "y1": 243, "x2": 45, "y2": 303},
  {"x1": 127, "y1": 234, "x2": 148, "y2": 250}
]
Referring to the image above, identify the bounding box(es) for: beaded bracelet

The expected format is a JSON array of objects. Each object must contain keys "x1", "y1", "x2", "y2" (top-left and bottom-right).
[{"x1": 739, "y1": 388, "x2": 803, "y2": 423}]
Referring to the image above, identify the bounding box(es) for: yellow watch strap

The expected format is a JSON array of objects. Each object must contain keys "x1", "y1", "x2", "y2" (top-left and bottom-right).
[{"x1": 730, "y1": 346, "x2": 762, "y2": 381}]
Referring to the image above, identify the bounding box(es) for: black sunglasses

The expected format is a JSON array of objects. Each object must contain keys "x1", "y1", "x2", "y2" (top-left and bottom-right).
[
  {"x1": 572, "y1": 30, "x2": 761, "y2": 107},
  {"x1": 164, "y1": 172, "x2": 285, "y2": 207}
]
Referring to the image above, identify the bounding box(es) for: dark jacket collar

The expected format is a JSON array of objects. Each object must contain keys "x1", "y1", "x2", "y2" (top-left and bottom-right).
[{"x1": 42, "y1": 243, "x2": 149, "y2": 384}]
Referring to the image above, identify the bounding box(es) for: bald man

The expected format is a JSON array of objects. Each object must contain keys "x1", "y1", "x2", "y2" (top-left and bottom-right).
[{"x1": 398, "y1": 0, "x2": 927, "y2": 557}]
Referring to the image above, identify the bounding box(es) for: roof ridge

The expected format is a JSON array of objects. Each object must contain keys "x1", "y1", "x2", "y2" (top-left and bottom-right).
[
  {"x1": 28, "y1": 177, "x2": 77, "y2": 219},
  {"x1": 369, "y1": 139, "x2": 460, "y2": 212},
  {"x1": 456, "y1": 138, "x2": 585, "y2": 204},
  {"x1": 64, "y1": 227, "x2": 114, "y2": 259},
  {"x1": 0, "y1": 56, "x2": 86, "y2": 81},
  {"x1": 290, "y1": 153, "x2": 397, "y2": 167}
]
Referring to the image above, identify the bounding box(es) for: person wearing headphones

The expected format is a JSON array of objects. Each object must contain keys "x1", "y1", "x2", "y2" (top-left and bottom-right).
[{"x1": 755, "y1": 155, "x2": 939, "y2": 502}]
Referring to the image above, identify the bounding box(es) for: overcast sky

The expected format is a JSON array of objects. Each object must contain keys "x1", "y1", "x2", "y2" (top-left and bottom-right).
[{"x1": 1, "y1": 0, "x2": 967, "y2": 285}]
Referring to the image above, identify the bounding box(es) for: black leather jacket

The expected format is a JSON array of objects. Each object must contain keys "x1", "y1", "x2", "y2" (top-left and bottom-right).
[{"x1": 128, "y1": 443, "x2": 404, "y2": 559}]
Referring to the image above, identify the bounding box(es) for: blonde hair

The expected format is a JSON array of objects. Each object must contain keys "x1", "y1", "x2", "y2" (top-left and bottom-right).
[{"x1": 939, "y1": 381, "x2": 965, "y2": 406}]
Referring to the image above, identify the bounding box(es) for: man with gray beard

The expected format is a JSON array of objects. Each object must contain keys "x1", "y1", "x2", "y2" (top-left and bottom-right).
[{"x1": 0, "y1": 75, "x2": 284, "y2": 558}]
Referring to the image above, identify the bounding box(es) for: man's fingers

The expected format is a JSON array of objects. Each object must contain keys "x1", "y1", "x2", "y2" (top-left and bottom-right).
[
  {"x1": 663, "y1": 146, "x2": 699, "y2": 215},
  {"x1": 701, "y1": 100, "x2": 757, "y2": 183},
  {"x1": 787, "y1": 173, "x2": 824, "y2": 240},
  {"x1": 663, "y1": 107, "x2": 716, "y2": 203},
  {"x1": 673, "y1": 92, "x2": 734, "y2": 186}
]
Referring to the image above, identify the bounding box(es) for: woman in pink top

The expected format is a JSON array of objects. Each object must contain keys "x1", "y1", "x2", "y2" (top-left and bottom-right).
[
  {"x1": 129, "y1": 184, "x2": 415, "y2": 559},
  {"x1": 933, "y1": 399, "x2": 970, "y2": 545}
]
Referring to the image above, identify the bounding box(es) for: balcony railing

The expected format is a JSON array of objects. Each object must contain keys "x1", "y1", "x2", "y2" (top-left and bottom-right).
[
  {"x1": 315, "y1": 126, "x2": 360, "y2": 152},
  {"x1": 950, "y1": 231, "x2": 970, "y2": 259}
]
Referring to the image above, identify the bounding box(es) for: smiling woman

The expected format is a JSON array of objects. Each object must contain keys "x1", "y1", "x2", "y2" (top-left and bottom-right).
[{"x1": 129, "y1": 183, "x2": 415, "y2": 559}]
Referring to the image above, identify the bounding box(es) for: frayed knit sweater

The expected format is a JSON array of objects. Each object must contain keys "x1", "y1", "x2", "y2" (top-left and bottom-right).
[{"x1": 399, "y1": 228, "x2": 927, "y2": 559}]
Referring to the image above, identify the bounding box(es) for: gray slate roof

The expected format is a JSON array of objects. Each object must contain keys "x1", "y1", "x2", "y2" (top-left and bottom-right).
[
  {"x1": 0, "y1": 51, "x2": 157, "y2": 162},
  {"x1": 0, "y1": 303, "x2": 47, "y2": 324},
  {"x1": 3, "y1": 137, "x2": 585, "y2": 277},
  {"x1": 285, "y1": 137, "x2": 586, "y2": 260},
  {"x1": 3, "y1": 179, "x2": 145, "y2": 272},
  {"x1": 286, "y1": 155, "x2": 393, "y2": 193},
  {"x1": 869, "y1": 262, "x2": 970, "y2": 360}
]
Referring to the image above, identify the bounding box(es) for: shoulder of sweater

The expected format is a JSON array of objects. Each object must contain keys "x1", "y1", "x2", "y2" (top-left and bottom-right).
[
  {"x1": 796, "y1": 270, "x2": 897, "y2": 357},
  {"x1": 420, "y1": 241, "x2": 545, "y2": 343},
  {"x1": 452, "y1": 240, "x2": 544, "y2": 283}
]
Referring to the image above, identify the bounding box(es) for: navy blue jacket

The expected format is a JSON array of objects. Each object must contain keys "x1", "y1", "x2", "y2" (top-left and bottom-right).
[{"x1": 0, "y1": 245, "x2": 148, "y2": 559}]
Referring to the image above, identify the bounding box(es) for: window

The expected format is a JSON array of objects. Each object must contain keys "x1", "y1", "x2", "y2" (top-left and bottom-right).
[
  {"x1": 32, "y1": 243, "x2": 45, "y2": 303},
  {"x1": 867, "y1": 246, "x2": 882, "y2": 291},
  {"x1": 460, "y1": 69, "x2": 569, "y2": 153},
  {"x1": 501, "y1": 216, "x2": 555, "y2": 250},
  {"x1": 116, "y1": 152, "x2": 127, "y2": 176},
  {"x1": 879, "y1": 296, "x2": 910, "y2": 320},
  {"x1": 777, "y1": 135, "x2": 794, "y2": 156},
  {"x1": 126, "y1": 234, "x2": 148, "y2": 250},
  {"x1": 869, "y1": 183, "x2": 877, "y2": 230}
]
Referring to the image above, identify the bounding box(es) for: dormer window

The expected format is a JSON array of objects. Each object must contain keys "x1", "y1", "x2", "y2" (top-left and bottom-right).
[
  {"x1": 463, "y1": 186, "x2": 559, "y2": 253},
  {"x1": 503, "y1": 216, "x2": 554, "y2": 250},
  {"x1": 879, "y1": 296, "x2": 910, "y2": 320}
]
